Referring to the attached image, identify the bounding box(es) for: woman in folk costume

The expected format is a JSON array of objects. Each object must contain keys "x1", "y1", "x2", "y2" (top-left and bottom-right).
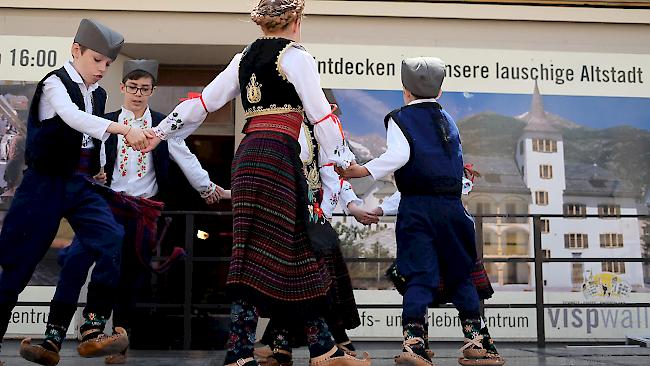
[{"x1": 144, "y1": 1, "x2": 369, "y2": 366}]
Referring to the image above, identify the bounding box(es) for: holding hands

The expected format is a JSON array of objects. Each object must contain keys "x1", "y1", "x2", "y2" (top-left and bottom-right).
[
  {"x1": 121, "y1": 127, "x2": 162, "y2": 153},
  {"x1": 93, "y1": 168, "x2": 107, "y2": 185},
  {"x1": 124, "y1": 126, "x2": 152, "y2": 151},
  {"x1": 202, "y1": 184, "x2": 232, "y2": 205},
  {"x1": 347, "y1": 202, "x2": 380, "y2": 225},
  {"x1": 336, "y1": 162, "x2": 370, "y2": 179},
  {"x1": 140, "y1": 128, "x2": 162, "y2": 153},
  {"x1": 369, "y1": 206, "x2": 384, "y2": 217}
]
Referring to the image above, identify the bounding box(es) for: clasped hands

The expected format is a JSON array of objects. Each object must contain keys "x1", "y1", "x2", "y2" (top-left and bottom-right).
[
  {"x1": 124, "y1": 127, "x2": 162, "y2": 152},
  {"x1": 335, "y1": 161, "x2": 370, "y2": 179}
]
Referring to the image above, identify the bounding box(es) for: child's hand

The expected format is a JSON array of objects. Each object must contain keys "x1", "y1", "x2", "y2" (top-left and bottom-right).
[
  {"x1": 370, "y1": 207, "x2": 384, "y2": 216},
  {"x1": 93, "y1": 170, "x2": 107, "y2": 184},
  {"x1": 141, "y1": 134, "x2": 162, "y2": 153},
  {"x1": 221, "y1": 189, "x2": 232, "y2": 200},
  {"x1": 348, "y1": 202, "x2": 380, "y2": 225},
  {"x1": 204, "y1": 190, "x2": 221, "y2": 205},
  {"x1": 335, "y1": 162, "x2": 369, "y2": 179},
  {"x1": 125, "y1": 127, "x2": 149, "y2": 151}
]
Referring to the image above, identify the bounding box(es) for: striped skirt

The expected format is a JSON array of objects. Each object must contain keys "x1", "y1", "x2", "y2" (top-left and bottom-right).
[
  {"x1": 307, "y1": 220, "x2": 361, "y2": 330},
  {"x1": 227, "y1": 128, "x2": 331, "y2": 318}
]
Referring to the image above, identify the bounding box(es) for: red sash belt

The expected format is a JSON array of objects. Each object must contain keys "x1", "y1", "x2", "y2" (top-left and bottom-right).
[{"x1": 244, "y1": 112, "x2": 304, "y2": 140}]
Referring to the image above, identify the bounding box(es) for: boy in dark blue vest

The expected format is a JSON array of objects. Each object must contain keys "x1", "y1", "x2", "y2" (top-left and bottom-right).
[
  {"x1": 0, "y1": 19, "x2": 153, "y2": 366},
  {"x1": 19, "y1": 59, "x2": 225, "y2": 365},
  {"x1": 338, "y1": 57, "x2": 505, "y2": 366}
]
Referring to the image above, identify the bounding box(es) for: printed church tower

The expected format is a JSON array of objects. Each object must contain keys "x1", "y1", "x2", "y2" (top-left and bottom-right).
[{"x1": 515, "y1": 81, "x2": 566, "y2": 216}]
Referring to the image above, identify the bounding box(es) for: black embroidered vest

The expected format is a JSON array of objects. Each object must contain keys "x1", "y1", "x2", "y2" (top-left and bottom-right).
[
  {"x1": 239, "y1": 38, "x2": 304, "y2": 119},
  {"x1": 25, "y1": 67, "x2": 104, "y2": 176}
]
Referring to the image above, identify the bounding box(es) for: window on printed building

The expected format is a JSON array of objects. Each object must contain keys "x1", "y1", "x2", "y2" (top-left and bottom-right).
[
  {"x1": 564, "y1": 233, "x2": 588, "y2": 249},
  {"x1": 532, "y1": 138, "x2": 557, "y2": 153},
  {"x1": 542, "y1": 249, "x2": 551, "y2": 259},
  {"x1": 572, "y1": 263, "x2": 584, "y2": 286},
  {"x1": 519, "y1": 140, "x2": 524, "y2": 155},
  {"x1": 602, "y1": 261, "x2": 626, "y2": 274},
  {"x1": 504, "y1": 263, "x2": 530, "y2": 285},
  {"x1": 600, "y1": 233, "x2": 624, "y2": 248},
  {"x1": 598, "y1": 204, "x2": 621, "y2": 218},
  {"x1": 539, "y1": 164, "x2": 553, "y2": 179},
  {"x1": 564, "y1": 203, "x2": 586, "y2": 218},
  {"x1": 535, "y1": 191, "x2": 548, "y2": 205},
  {"x1": 540, "y1": 219, "x2": 550, "y2": 233}
]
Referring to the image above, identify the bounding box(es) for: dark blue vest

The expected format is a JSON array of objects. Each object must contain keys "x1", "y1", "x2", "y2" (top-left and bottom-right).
[
  {"x1": 25, "y1": 67, "x2": 104, "y2": 176},
  {"x1": 386, "y1": 102, "x2": 464, "y2": 196},
  {"x1": 103, "y1": 110, "x2": 171, "y2": 199}
]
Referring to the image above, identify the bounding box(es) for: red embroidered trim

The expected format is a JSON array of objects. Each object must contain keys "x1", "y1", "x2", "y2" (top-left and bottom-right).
[
  {"x1": 314, "y1": 104, "x2": 344, "y2": 139},
  {"x1": 199, "y1": 95, "x2": 208, "y2": 113},
  {"x1": 245, "y1": 112, "x2": 303, "y2": 140},
  {"x1": 179, "y1": 92, "x2": 208, "y2": 113}
]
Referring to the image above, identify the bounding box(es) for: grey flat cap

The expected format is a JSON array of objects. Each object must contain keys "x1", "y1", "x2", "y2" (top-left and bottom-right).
[
  {"x1": 401, "y1": 57, "x2": 445, "y2": 98},
  {"x1": 74, "y1": 19, "x2": 124, "y2": 60},
  {"x1": 123, "y1": 59, "x2": 159, "y2": 83}
]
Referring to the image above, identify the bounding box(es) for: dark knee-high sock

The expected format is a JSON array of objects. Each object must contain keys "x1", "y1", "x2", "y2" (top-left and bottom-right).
[
  {"x1": 403, "y1": 317, "x2": 429, "y2": 361},
  {"x1": 477, "y1": 317, "x2": 499, "y2": 355},
  {"x1": 270, "y1": 326, "x2": 292, "y2": 363},
  {"x1": 80, "y1": 311, "x2": 108, "y2": 342},
  {"x1": 81, "y1": 282, "x2": 116, "y2": 341},
  {"x1": 41, "y1": 301, "x2": 77, "y2": 352},
  {"x1": 304, "y1": 318, "x2": 342, "y2": 358},
  {"x1": 224, "y1": 300, "x2": 258, "y2": 364},
  {"x1": 329, "y1": 323, "x2": 355, "y2": 351}
]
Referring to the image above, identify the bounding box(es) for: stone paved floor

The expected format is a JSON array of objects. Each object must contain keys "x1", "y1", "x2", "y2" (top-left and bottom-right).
[{"x1": 1, "y1": 341, "x2": 649, "y2": 365}]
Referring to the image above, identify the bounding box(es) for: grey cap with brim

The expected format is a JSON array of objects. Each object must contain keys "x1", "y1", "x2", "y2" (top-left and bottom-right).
[
  {"x1": 123, "y1": 59, "x2": 159, "y2": 83},
  {"x1": 401, "y1": 57, "x2": 445, "y2": 98},
  {"x1": 74, "y1": 18, "x2": 124, "y2": 61}
]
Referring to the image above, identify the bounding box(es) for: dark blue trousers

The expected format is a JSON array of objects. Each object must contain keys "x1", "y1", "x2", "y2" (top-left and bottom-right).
[
  {"x1": 55, "y1": 232, "x2": 143, "y2": 331},
  {"x1": 0, "y1": 169, "x2": 124, "y2": 340},
  {"x1": 54, "y1": 238, "x2": 96, "y2": 306},
  {"x1": 395, "y1": 195, "x2": 480, "y2": 323}
]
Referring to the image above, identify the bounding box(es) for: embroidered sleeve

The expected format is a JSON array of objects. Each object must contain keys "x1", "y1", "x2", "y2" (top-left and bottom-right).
[
  {"x1": 153, "y1": 53, "x2": 242, "y2": 140},
  {"x1": 461, "y1": 177, "x2": 474, "y2": 195},
  {"x1": 282, "y1": 47, "x2": 355, "y2": 168},
  {"x1": 319, "y1": 165, "x2": 341, "y2": 219},
  {"x1": 340, "y1": 180, "x2": 363, "y2": 215},
  {"x1": 199, "y1": 182, "x2": 218, "y2": 199},
  {"x1": 168, "y1": 138, "x2": 213, "y2": 194}
]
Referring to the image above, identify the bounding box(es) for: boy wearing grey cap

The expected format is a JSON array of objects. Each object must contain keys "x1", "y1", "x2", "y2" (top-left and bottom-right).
[
  {"x1": 338, "y1": 57, "x2": 505, "y2": 366},
  {"x1": 0, "y1": 18, "x2": 152, "y2": 366},
  {"x1": 20, "y1": 59, "x2": 226, "y2": 365}
]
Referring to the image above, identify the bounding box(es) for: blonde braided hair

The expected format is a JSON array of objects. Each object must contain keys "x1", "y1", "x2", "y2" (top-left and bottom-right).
[{"x1": 251, "y1": 0, "x2": 305, "y2": 32}]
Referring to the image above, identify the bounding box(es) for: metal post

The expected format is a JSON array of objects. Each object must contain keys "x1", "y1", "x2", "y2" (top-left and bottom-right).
[
  {"x1": 183, "y1": 214, "x2": 194, "y2": 350},
  {"x1": 475, "y1": 216, "x2": 485, "y2": 318},
  {"x1": 533, "y1": 215, "x2": 546, "y2": 348}
]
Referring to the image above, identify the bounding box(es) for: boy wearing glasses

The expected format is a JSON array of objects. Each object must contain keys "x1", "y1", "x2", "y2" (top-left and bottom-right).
[
  {"x1": 19, "y1": 59, "x2": 224, "y2": 365},
  {"x1": 100, "y1": 59, "x2": 223, "y2": 204}
]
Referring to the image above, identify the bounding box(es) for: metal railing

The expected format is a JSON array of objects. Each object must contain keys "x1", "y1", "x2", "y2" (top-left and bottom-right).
[{"x1": 10, "y1": 211, "x2": 650, "y2": 349}]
